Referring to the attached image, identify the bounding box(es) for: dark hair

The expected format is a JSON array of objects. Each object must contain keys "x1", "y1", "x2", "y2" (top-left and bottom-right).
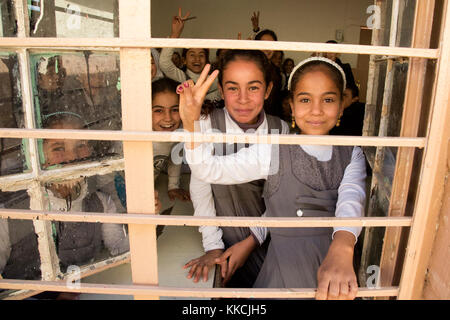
[
  {"x1": 289, "y1": 60, "x2": 345, "y2": 99},
  {"x1": 346, "y1": 83, "x2": 359, "y2": 98},
  {"x1": 151, "y1": 77, "x2": 180, "y2": 99},
  {"x1": 217, "y1": 49, "x2": 272, "y2": 87},
  {"x1": 255, "y1": 29, "x2": 278, "y2": 41},
  {"x1": 326, "y1": 40, "x2": 338, "y2": 44},
  {"x1": 181, "y1": 48, "x2": 210, "y2": 63}
]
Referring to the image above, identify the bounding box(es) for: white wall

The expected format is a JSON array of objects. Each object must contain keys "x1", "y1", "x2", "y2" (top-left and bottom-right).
[{"x1": 151, "y1": 0, "x2": 374, "y2": 67}]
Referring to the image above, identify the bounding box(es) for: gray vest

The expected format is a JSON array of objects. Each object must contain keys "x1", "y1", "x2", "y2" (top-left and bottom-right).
[{"x1": 55, "y1": 192, "x2": 104, "y2": 270}]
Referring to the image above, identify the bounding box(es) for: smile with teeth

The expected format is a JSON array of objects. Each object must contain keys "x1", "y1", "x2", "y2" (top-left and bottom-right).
[{"x1": 160, "y1": 124, "x2": 175, "y2": 129}]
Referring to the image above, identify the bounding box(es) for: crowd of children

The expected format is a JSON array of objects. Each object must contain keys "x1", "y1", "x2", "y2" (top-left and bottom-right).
[{"x1": 1, "y1": 7, "x2": 368, "y2": 300}]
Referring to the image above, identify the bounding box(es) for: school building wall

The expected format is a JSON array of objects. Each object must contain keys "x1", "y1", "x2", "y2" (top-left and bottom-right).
[{"x1": 150, "y1": 0, "x2": 374, "y2": 67}]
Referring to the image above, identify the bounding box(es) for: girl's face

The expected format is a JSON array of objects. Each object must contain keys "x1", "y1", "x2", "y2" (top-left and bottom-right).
[
  {"x1": 43, "y1": 120, "x2": 91, "y2": 168},
  {"x1": 290, "y1": 69, "x2": 343, "y2": 135},
  {"x1": 184, "y1": 49, "x2": 207, "y2": 74},
  {"x1": 220, "y1": 59, "x2": 272, "y2": 124},
  {"x1": 284, "y1": 60, "x2": 294, "y2": 74},
  {"x1": 152, "y1": 91, "x2": 181, "y2": 131}
]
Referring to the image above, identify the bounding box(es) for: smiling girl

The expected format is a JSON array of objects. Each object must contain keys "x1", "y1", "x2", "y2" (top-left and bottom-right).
[
  {"x1": 159, "y1": 8, "x2": 221, "y2": 102},
  {"x1": 151, "y1": 78, "x2": 190, "y2": 202},
  {"x1": 179, "y1": 57, "x2": 366, "y2": 299}
]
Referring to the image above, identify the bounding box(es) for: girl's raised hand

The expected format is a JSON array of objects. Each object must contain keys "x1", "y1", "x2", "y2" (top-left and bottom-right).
[
  {"x1": 177, "y1": 64, "x2": 219, "y2": 133},
  {"x1": 171, "y1": 7, "x2": 191, "y2": 38}
]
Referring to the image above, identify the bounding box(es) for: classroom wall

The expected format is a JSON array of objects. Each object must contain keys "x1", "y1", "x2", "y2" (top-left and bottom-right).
[{"x1": 151, "y1": 0, "x2": 374, "y2": 67}]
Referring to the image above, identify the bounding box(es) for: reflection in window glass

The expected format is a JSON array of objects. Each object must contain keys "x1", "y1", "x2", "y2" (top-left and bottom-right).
[
  {"x1": 30, "y1": 52, "x2": 122, "y2": 168},
  {"x1": 0, "y1": 0, "x2": 16, "y2": 37},
  {"x1": 41, "y1": 174, "x2": 129, "y2": 273},
  {"x1": 0, "y1": 53, "x2": 26, "y2": 176},
  {"x1": 29, "y1": 0, "x2": 118, "y2": 38},
  {"x1": 0, "y1": 190, "x2": 41, "y2": 281}
]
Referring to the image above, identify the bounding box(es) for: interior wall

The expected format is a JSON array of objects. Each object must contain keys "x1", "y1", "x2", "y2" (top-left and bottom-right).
[{"x1": 151, "y1": 0, "x2": 374, "y2": 67}]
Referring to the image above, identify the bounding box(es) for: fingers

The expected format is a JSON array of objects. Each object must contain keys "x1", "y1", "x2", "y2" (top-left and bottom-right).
[
  {"x1": 195, "y1": 64, "x2": 212, "y2": 87},
  {"x1": 202, "y1": 264, "x2": 210, "y2": 282},
  {"x1": 183, "y1": 258, "x2": 199, "y2": 269},
  {"x1": 237, "y1": 32, "x2": 242, "y2": 40},
  {"x1": 177, "y1": 7, "x2": 191, "y2": 21},
  {"x1": 327, "y1": 279, "x2": 340, "y2": 300},
  {"x1": 176, "y1": 68, "x2": 219, "y2": 100},
  {"x1": 316, "y1": 277, "x2": 358, "y2": 300},
  {"x1": 182, "y1": 11, "x2": 191, "y2": 20},
  {"x1": 315, "y1": 277, "x2": 329, "y2": 300},
  {"x1": 348, "y1": 279, "x2": 358, "y2": 300},
  {"x1": 199, "y1": 69, "x2": 219, "y2": 97}
]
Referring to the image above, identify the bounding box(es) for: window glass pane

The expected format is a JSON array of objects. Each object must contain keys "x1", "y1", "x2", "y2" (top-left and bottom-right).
[
  {"x1": 0, "y1": 53, "x2": 27, "y2": 176},
  {"x1": 40, "y1": 174, "x2": 129, "y2": 274},
  {"x1": 0, "y1": 0, "x2": 17, "y2": 37},
  {"x1": 30, "y1": 52, "x2": 122, "y2": 169},
  {"x1": 29, "y1": 0, "x2": 118, "y2": 38},
  {"x1": 0, "y1": 190, "x2": 41, "y2": 281},
  {"x1": 151, "y1": 0, "x2": 415, "y2": 46}
]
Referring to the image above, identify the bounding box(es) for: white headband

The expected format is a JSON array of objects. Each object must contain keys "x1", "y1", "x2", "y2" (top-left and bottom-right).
[{"x1": 287, "y1": 56, "x2": 347, "y2": 93}]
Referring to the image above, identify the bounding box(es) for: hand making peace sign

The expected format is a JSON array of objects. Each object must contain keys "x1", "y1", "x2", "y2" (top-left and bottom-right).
[
  {"x1": 171, "y1": 7, "x2": 191, "y2": 38},
  {"x1": 176, "y1": 64, "x2": 219, "y2": 133}
]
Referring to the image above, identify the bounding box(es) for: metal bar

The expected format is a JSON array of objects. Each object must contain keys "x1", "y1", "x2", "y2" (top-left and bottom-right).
[
  {"x1": 0, "y1": 279, "x2": 399, "y2": 298},
  {"x1": 0, "y1": 208, "x2": 413, "y2": 228},
  {"x1": 0, "y1": 128, "x2": 427, "y2": 148},
  {"x1": 0, "y1": 38, "x2": 439, "y2": 58}
]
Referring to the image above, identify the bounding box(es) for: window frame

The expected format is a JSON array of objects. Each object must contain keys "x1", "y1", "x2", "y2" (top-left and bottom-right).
[{"x1": 0, "y1": 0, "x2": 448, "y2": 300}]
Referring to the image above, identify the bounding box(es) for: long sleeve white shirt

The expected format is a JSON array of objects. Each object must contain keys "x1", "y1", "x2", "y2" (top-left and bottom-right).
[
  {"x1": 189, "y1": 110, "x2": 289, "y2": 251},
  {"x1": 186, "y1": 116, "x2": 366, "y2": 247}
]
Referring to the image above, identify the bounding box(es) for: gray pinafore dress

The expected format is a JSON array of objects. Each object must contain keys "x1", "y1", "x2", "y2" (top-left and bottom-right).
[
  {"x1": 209, "y1": 108, "x2": 283, "y2": 288},
  {"x1": 253, "y1": 144, "x2": 353, "y2": 288}
]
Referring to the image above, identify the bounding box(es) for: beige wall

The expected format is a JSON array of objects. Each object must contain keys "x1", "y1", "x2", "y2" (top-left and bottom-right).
[{"x1": 151, "y1": 0, "x2": 374, "y2": 67}]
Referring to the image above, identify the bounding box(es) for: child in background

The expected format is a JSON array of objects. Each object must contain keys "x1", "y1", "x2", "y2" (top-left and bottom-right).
[
  {"x1": 330, "y1": 84, "x2": 365, "y2": 136},
  {"x1": 114, "y1": 77, "x2": 190, "y2": 211},
  {"x1": 151, "y1": 77, "x2": 190, "y2": 202},
  {"x1": 159, "y1": 8, "x2": 221, "y2": 102},
  {"x1": 40, "y1": 112, "x2": 131, "y2": 269},
  {"x1": 179, "y1": 57, "x2": 366, "y2": 300}
]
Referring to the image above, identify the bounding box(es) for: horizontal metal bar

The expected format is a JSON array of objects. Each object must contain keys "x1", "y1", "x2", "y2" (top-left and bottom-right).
[
  {"x1": 0, "y1": 208, "x2": 413, "y2": 227},
  {"x1": 0, "y1": 158, "x2": 123, "y2": 191},
  {"x1": 0, "y1": 37, "x2": 439, "y2": 58},
  {"x1": 0, "y1": 252, "x2": 130, "y2": 300},
  {"x1": 0, "y1": 279, "x2": 399, "y2": 298},
  {"x1": 0, "y1": 128, "x2": 426, "y2": 148}
]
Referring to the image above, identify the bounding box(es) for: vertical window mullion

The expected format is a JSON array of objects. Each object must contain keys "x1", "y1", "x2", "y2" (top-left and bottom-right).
[
  {"x1": 119, "y1": 0, "x2": 158, "y2": 300},
  {"x1": 13, "y1": 0, "x2": 61, "y2": 281}
]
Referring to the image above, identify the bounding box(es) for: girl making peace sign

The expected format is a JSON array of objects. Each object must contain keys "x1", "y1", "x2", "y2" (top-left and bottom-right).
[{"x1": 178, "y1": 55, "x2": 366, "y2": 300}]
